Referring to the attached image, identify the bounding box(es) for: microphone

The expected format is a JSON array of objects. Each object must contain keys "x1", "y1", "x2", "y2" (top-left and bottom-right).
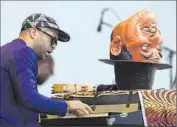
[{"x1": 97, "y1": 8, "x2": 109, "y2": 32}]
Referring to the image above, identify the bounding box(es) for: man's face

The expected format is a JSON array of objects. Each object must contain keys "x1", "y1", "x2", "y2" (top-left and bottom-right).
[{"x1": 33, "y1": 28, "x2": 58, "y2": 60}]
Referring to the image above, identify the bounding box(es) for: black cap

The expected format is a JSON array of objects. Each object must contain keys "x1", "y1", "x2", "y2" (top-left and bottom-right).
[{"x1": 21, "y1": 13, "x2": 70, "y2": 42}]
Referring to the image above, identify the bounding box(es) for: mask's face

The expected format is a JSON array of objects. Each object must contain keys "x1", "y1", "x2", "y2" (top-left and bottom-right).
[
  {"x1": 126, "y1": 18, "x2": 163, "y2": 63},
  {"x1": 110, "y1": 10, "x2": 163, "y2": 63}
]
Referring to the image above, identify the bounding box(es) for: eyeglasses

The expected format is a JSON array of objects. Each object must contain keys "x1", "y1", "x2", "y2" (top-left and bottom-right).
[{"x1": 36, "y1": 28, "x2": 58, "y2": 47}]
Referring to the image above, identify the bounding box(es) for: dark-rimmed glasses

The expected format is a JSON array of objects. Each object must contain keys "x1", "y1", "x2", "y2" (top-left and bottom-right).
[{"x1": 36, "y1": 28, "x2": 58, "y2": 47}]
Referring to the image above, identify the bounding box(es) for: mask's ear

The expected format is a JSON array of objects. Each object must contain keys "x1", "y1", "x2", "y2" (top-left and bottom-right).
[{"x1": 110, "y1": 36, "x2": 122, "y2": 56}]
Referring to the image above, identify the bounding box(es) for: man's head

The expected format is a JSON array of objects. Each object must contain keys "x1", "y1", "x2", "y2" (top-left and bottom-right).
[
  {"x1": 37, "y1": 55, "x2": 54, "y2": 85},
  {"x1": 19, "y1": 13, "x2": 70, "y2": 60},
  {"x1": 110, "y1": 9, "x2": 163, "y2": 63}
]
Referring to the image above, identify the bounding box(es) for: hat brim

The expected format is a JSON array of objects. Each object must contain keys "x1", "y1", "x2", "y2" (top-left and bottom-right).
[
  {"x1": 99, "y1": 59, "x2": 172, "y2": 70},
  {"x1": 57, "y1": 29, "x2": 70, "y2": 42}
]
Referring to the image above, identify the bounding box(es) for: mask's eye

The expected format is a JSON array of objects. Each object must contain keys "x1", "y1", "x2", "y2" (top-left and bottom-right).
[
  {"x1": 142, "y1": 43, "x2": 150, "y2": 52},
  {"x1": 157, "y1": 43, "x2": 163, "y2": 52}
]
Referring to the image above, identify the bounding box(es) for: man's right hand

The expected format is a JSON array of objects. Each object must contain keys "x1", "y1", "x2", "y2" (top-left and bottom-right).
[{"x1": 65, "y1": 100, "x2": 94, "y2": 116}]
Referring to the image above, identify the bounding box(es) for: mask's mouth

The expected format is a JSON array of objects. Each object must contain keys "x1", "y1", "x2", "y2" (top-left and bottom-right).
[
  {"x1": 141, "y1": 48, "x2": 161, "y2": 62},
  {"x1": 148, "y1": 58, "x2": 160, "y2": 62}
]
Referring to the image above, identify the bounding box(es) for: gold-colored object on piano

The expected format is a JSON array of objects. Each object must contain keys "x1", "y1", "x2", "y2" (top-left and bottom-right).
[{"x1": 52, "y1": 83, "x2": 96, "y2": 96}]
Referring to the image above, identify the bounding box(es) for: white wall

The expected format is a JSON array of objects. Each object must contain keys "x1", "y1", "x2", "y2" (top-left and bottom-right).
[{"x1": 1, "y1": 1, "x2": 176, "y2": 97}]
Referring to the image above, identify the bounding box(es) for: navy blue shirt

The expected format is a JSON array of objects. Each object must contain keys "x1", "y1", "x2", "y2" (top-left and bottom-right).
[{"x1": 0, "y1": 39, "x2": 67, "y2": 127}]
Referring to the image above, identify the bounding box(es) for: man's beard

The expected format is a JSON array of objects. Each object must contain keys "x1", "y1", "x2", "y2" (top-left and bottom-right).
[
  {"x1": 33, "y1": 46, "x2": 45, "y2": 60},
  {"x1": 36, "y1": 52, "x2": 44, "y2": 60}
]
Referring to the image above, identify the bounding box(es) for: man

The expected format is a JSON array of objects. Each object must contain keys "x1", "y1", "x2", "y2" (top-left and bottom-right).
[
  {"x1": 37, "y1": 55, "x2": 54, "y2": 85},
  {"x1": 0, "y1": 13, "x2": 93, "y2": 127}
]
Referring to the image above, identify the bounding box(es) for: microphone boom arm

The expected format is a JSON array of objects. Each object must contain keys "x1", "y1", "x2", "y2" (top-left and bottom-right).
[{"x1": 102, "y1": 22, "x2": 114, "y2": 28}]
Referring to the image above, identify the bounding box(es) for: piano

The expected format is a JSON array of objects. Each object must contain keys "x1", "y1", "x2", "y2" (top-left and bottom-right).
[{"x1": 39, "y1": 84, "x2": 176, "y2": 126}]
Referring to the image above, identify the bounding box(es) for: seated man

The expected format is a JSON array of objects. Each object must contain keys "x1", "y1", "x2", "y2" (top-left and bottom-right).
[{"x1": 0, "y1": 13, "x2": 93, "y2": 127}]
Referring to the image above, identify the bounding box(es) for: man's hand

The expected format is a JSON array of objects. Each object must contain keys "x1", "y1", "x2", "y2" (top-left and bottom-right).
[{"x1": 66, "y1": 100, "x2": 94, "y2": 116}]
